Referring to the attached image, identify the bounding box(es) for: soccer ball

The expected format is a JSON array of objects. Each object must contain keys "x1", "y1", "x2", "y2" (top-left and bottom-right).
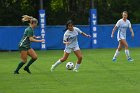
[{"x1": 66, "y1": 62, "x2": 74, "y2": 70}]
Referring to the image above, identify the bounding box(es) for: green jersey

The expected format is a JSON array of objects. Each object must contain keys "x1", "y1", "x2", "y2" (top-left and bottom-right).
[{"x1": 19, "y1": 27, "x2": 34, "y2": 48}]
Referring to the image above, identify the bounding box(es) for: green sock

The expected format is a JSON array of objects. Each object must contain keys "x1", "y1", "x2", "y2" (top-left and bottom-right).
[
  {"x1": 26, "y1": 59, "x2": 36, "y2": 68},
  {"x1": 15, "y1": 62, "x2": 25, "y2": 72}
]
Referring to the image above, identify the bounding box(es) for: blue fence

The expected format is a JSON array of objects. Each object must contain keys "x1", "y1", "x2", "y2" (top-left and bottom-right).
[
  {"x1": 97, "y1": 24, "x2": 140, "y2": 48},
  {"x1": 0, "y1": 24, "x2": 140, "y2": 50}
]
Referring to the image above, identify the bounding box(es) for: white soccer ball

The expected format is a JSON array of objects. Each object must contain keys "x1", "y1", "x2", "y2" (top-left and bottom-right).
[{"x1": 66, "y1": 62, "x2": 74, "y2": 70}]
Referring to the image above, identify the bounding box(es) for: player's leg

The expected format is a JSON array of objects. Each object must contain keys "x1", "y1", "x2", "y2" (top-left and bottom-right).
[
  {"x1": 24, "y1": 48, "x2": 38, "y2": 74},
  {"x1": 121, "y1": 39, "x2": 133, "y2": 61},
  {"x1": 73, "y1": 49, "x2": 82, "y2": 72},
  {"x1": 51, "y1": 51, "x2": 70, "y2": 71},
  {"x1": 14, "y1": 50, "x2": 28, "y2": 74},
  {"x1": 112, "y1": 41, "x2": 122, "y2": 62}
]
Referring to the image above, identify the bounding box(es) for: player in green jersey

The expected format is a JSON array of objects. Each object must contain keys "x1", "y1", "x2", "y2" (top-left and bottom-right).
[{"x1": 14, "y1": 15, "x2": 44, "y2": 74}]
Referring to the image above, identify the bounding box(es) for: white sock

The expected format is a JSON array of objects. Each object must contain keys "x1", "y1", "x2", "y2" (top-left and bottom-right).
[
  {"x1": 74, "y1": 63, "x2": 80, "y2": 70},
  {"x1": 113, "y1": 49, "x2": 120, "y2": 59},
  {"x1": 125, "y1": 50, "x2": 130, "y2": 58},
  {"x1": 53, "y1": 59, "x2": 62, "y2": 68}
]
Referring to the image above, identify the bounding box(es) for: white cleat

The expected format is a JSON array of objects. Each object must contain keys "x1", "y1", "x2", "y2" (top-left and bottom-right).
[
  {"x1": 128, "y1": 57, "x2": 134, "y2": 62},
  {"x1": 73, "y1": 68, "x2": 78, "y2": 72},
  {"x1": 50, "y1": 65, "x2": 55, "y2": 72}
]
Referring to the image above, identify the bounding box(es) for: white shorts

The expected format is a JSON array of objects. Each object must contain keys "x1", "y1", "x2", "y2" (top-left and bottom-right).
[
  {"x1": 117, "y1": 32, "x2": 126, "y2": 41},
  {"x1": 64, "y1": 46, "x2": 80, "y2": 53}
]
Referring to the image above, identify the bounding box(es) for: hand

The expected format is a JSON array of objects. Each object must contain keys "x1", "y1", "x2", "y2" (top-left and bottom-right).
[
  {"x1": 86, "y1": 35, "x2": 91, "y2": 38},
  {"x1": 64, "y1": 42, "x2": 71, "y2": 45},
  {"x1": 40, "y1": 39, "x2": 45, "y2": 42},
  {"x1": 131, "y1": 32, "x2": 134, "y2": 38},
  {"x1": 111, "y1": 34, "x2": 114, "y2": 38},
  {"x1": 65, "y1": 42, "x2": 71, "y2": 44}
]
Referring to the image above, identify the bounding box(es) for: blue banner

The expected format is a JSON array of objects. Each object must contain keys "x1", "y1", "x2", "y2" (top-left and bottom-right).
[
  {"x1": 90, "y1": 9, "x2": 98, "y2": 48},
  {"x1": 39, "y1": 10, "x2": 46, "y2": 50},
  {"x1": 0, "y1": 25, "x2": 140, "y2": 50}
]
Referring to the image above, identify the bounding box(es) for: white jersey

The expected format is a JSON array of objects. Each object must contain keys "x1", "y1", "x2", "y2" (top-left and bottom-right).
[
  {"x1": 63, "y1": 27, "x2": 82, "y2": 49},
  {"x1": 116, "y1": 19, "x2": 131, "y2": 41}
]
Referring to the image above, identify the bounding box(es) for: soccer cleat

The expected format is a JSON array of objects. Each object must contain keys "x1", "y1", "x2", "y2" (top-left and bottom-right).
[
  {"x1": 73, "y1": 68, "x2": 78, "y2": 72},
  {"x1": 14, "y1": 71, "x2": 19, "y2": 74},
  {"x1": 112, "y1": 58, "x2": 116, "y2": 62},
  {"x1": 50, "y1": 65, "x2": 55, "y2": 72},
  {"x1": 128, "y1": 57, "x2": 134, "y2": 62},
  {"x1": 24, "y1": 66, "x2": 31, "y2": 74}
]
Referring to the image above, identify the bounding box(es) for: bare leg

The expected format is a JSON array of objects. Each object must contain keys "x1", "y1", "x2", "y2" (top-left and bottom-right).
[
  {"x1": 23, "y1": 48, "x2": 38, "y2": 74},
  {"x1": 112, "y1": 41, "x2": 122, "y2": 61},
  {"x1": 73, "y1": 50, "x2": 83, "y2": 71},
  {"x1": 120, "y1": 39, "x2": 133, "y2": 61},
  {"x1": 51, "y1": 52, "x2": 70, "y2": 71},
  {"x1": 14, "y1": 51, "x2": 28, "y2": 74}
]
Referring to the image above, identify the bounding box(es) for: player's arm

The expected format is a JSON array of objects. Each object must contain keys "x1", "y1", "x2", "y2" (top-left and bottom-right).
[
  {"x1": 33, "y1": 35, "x2": 41, "y2": 39},
  {"x1": 29, "y1": 37, "x2": 44, "y2": 42},
  {"x1": 129, "y1": 27, "x2": 134, "y2": 37},
  {"x1": 63, "y1": 35, "x2": 70, "y2": 45},
  {"x1": 27, "y1": 29, "x2": 44, "y2": 42},
  {"x1": 111, "y1": 25, "x2": 117, "y2": 38},
  {"x1": 111, "y1": 20, "x2": 120, "y2": 38},
  {"x1": 63, "y1": 40, "x2": 70, "y2": 44},
  {"x1": 129, "y1": 21, "x2": 134, "y2": 38},
  {"x1": 76, "y1": 27, "x2": 91, "y2": 37},
  {"x1": 81, "y1": 32, "x2": 91, "y2": 38}
]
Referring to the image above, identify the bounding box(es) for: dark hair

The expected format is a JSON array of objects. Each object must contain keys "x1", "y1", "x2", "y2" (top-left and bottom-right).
[{"x1": 64, "y1": 20, "x2": 74, "y2": 31}]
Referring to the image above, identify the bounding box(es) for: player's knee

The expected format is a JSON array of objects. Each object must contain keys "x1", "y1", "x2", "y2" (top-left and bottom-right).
[
  {"x1": 22, "y1": 59, "x2": 27, "y2": 63},
  {"x1": 32, "y1": 56, "x2": 38, "y2": 61},
  {"x1": 118, "y1": 44, "x2": 122, "y2": 49},
  {"x1": 78, "y1": 56, "x2": 83, "y2": 60},
  {"x1": 125, "y1": 45, "x2": 128, "y2": 49},
  {"x1": 118, "y1": 47, "x2": 122, "y2": 51},
  {"x1": 61, "y1": 59, "x2": 67, "y2": 62},
  {"x1": 60, "y1": 58, "x2": 67, "y2": 62}
]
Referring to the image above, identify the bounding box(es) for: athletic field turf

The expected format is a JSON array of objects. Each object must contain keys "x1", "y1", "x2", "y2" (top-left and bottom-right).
[{"x1": 0, "y1": 48, "x2": 140, "y2": 93}]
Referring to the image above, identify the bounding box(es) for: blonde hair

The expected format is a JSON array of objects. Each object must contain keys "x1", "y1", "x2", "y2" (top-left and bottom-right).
[
  {"x1": 22, "y1": 15, "x2": 38, "y2": 24},
  {"x1": 122, "y1": 11, "x2": 128, "y2": 15}
]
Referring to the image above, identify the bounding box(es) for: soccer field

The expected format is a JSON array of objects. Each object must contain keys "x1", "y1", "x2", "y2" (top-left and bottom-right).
[{"x1": 0, "y1": 48, "x2": 140, "y2": 93}]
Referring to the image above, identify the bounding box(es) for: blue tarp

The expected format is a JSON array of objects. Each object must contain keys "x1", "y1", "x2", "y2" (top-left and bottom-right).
[{"x1": 0, "y1": 25, "x2": 140, "y2": 50}]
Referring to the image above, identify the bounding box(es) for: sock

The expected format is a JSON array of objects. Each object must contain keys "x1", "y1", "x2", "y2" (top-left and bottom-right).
[
  {"x1": 15, "y1": 62, "x2": 25, "y2": 72},
  {"x1": 25, "y1": 59, "x2": 36, "y2": 68},
  {"x1": 113, "y1": 49, "x2": 120, "y2": 59},
  {"x1": 74, "y1": 63, "x2": 80, "y2": 70},
  {"x1": 125, "y1": 50, "x2": 130, "y2": 59},
  {"x1": 53, "y1": 59, "x2": 62, "y2": 68}
]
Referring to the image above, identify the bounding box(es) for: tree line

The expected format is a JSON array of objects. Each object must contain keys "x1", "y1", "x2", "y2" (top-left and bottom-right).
[{"x1": 0, "y1": 0, "x2": 140, "y2": 26}]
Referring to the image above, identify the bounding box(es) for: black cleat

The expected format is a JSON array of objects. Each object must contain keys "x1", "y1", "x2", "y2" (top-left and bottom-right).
[
  {"x1": 14, "y1": 71, "x2": 19, "y2": 74},
  {"x1": 24, "y1": 67, "x2": 31, "y2": 74}
]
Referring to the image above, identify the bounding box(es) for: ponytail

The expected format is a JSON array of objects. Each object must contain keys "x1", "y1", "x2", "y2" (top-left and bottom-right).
[
  {"x1": 22, "y1": 15, "x2": 38, "y2": 24},
  {"x1": 22, "y1": 15, "x2": 33, "y2": 23}
]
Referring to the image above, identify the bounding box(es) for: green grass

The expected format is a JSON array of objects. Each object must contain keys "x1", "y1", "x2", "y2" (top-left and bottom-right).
[{"x1": 0, "y1": 48, "x2": 140, "y2": 93}]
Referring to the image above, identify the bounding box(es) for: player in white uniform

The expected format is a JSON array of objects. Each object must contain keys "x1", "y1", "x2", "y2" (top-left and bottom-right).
[
  {"x1": 111, "y1": 11, "x2": 134, "y2": 62},
  {"x1": 51, "y1": 20, "x2": 91, "y2": 72}
]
